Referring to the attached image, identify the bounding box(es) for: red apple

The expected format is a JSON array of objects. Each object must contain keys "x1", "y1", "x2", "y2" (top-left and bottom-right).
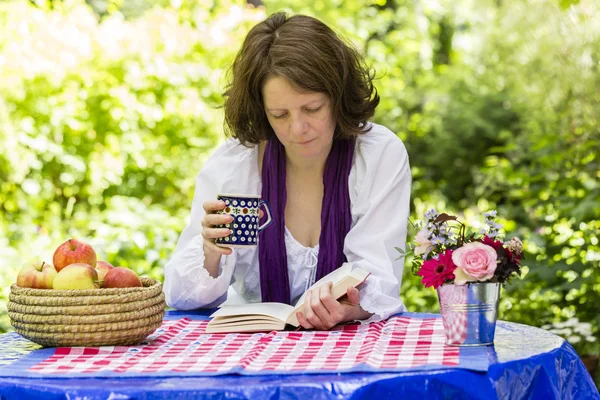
[
  {"x1": 95, "y1": 260, "x2": 115, "y2": 281},
  {"x1": 53, "y1": 263, "x2": 98, "y2": 290},
  {"x1": 16, "y1": 261, "x2": 57, "y2": 289},
  {"x1": 102, "y1": 267, "x2": 142, "y2": 288},
  {"x1": 53, "y1": 238, "x2": 97, "y2": 271}
]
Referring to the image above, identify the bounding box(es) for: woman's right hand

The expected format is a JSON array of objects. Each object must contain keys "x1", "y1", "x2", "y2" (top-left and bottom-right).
[{"x1": 201, "y1": 200, "x2": 234, "y2": 256}]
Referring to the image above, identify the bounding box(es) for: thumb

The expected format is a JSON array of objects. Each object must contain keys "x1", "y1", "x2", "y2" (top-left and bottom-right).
[{"x1": 346, "y1": 287, "x2": 360, "y2": 306}]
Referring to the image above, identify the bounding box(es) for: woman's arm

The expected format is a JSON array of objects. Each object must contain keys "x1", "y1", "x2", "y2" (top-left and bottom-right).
[
  {"x1": 163, "y1": 143, "x2": 242, "y2": 310},
  {"x1": 296, "y1": 126, "x2": 411, "y2": 329},
  {"x1": 344, "y1": 127, "x2": 412, "y2": 323}
]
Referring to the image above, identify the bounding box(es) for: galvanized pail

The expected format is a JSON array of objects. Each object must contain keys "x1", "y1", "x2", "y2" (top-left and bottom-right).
[{"x1": 436, "y1": 282, "x2": 501, "y2": 346}]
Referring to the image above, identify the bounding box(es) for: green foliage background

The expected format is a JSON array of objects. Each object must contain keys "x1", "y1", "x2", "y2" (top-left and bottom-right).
[{"x1": 0, "y1": 0, "x2": 598, "y2": 381}]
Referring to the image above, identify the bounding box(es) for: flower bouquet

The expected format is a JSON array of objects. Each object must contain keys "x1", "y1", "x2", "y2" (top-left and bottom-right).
[{"x1": 405, "y1": 209, "x2": 524, "y2": 346}]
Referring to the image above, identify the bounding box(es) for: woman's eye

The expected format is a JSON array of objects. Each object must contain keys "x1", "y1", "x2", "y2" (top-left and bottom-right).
[
  {"x1": 305, "y1": 107, "x2": 321, "y2": 113},
  {"x1": 272, "y1": 113, "x2": 286, "y2": 119}
]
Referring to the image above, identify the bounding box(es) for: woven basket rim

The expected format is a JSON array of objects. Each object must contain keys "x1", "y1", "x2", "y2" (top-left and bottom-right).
[
  {"x1": 9, "y1": 281, "x2": 162, "y2": 306},
  {"x1": 8, "y1": 292, "x2": 165, "y2": 316},
  {"x1": 10, "y1": 276, "x2": 160, "y2": 297}
]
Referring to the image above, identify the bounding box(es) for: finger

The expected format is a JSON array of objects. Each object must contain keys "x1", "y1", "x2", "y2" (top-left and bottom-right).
[
  {"x1": 316, "y1": 282, "x2": 341, "y2": 328},
  {"x1": 202, "y1": 227, "x2": 233, "y2": 240},
  {"x1": 310, "y1": 286, "x2": 335, "y2": 329},
  {"x1": 304, "y1": 290, "x2": 325, "y2": 330},
  {"x1": 204, "y1": 200, "x2": 227, "y2": 213},
  {"x1": 296, "y1": 312, "x2": 314, "y2": 330},
  {"x1": 204, "y1": 241, "x2": 233, "y2": 255},
  {"x1": 202, "y1": 214, "x2": 234, "y2": 227},
  {"x1": 202, "y1": 238, "x2": 231, "y2": 254},
  {"x1": 319, "y1": 282, "x2": 344, "y2": 325},
  {"x1": 346, "y1": 287, "x2": 361, "y2": 306},
  {"x1": 259, "y1": 210, "x2": 264, "y2": 219}
]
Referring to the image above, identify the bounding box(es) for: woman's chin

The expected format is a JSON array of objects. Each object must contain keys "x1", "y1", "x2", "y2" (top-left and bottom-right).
[
  {"x1": 295, "y1": 148, "x2": 326, "y2": 160},
  {"x1": 285, "y1": 139, "x2": 333, "y2": 162}
]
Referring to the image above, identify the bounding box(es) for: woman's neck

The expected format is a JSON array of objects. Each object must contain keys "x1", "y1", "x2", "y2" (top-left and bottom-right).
[
  {"x1": 285, "y1": 153, "x2": 327, "y2": 178},
  {"x1": 285, "y1": 138, "x2": 333, "y2": 177}
]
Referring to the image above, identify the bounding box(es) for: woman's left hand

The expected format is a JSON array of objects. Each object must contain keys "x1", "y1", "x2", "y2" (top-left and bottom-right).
[{"x1": 296, "y1": 282, "x2": 372, "y2": 330}]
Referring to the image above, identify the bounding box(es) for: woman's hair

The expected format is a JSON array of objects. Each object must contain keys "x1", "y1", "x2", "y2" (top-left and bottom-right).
[{"x1": 223, "y1": 12, "x2": 380, "y2": 146}]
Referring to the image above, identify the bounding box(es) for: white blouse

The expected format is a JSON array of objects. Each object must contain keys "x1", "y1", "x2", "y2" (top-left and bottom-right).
[{"x1": 163, "y1": 123, "x2": 412, "y2": 324}]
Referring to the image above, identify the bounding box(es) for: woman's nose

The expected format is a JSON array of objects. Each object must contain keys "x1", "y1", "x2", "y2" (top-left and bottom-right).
[{"x1": 290, "y1": 114, "x2": 308, "y2": 135}]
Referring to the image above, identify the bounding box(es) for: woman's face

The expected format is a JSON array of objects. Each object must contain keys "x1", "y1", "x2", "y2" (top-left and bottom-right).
[{"x1": 262, "y1": 76, "x2": 336, "y2": 162}]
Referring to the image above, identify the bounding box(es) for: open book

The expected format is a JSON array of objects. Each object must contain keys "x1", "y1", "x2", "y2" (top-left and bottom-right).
[{"x1": 206, "y1": 264, "x2": 370, "y2": 333}]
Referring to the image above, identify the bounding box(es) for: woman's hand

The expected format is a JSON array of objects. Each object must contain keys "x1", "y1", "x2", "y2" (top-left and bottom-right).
[
  {"x1": 296, "y1": 282, "x2": 373, "y2": 330},
  {"x1": 201, "y1": 200, "x2": 234, "y2": 256}
]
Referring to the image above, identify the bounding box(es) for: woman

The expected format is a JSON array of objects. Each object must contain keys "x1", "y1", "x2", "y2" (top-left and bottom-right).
[{"x1": 163, "y1": 12, "x2": 411, "y2": 330}]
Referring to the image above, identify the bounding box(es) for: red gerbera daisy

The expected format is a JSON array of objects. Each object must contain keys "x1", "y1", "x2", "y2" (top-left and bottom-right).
[
  {"x1": 417, "y1": 249, "x2": 457, "y2": 289},
  {"x1": 482, "y1": 235, "x2": 503, "y2": 250}
]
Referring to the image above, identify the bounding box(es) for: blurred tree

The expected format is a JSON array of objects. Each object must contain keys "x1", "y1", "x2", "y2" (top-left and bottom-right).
[{"x1": 0, "y1": 0, "x2": 266, "y2": 333}]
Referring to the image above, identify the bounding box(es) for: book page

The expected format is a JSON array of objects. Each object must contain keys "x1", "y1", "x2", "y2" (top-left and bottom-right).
[
  {"x1": 205, "y1": 320, "x2": 286, "y2": 333},
  {"x1": 209, "y1": 302, "x2": 294, "y2": 323},
  {"x1": 209, "y1": 316, "x2": 281, "y2": 326}
]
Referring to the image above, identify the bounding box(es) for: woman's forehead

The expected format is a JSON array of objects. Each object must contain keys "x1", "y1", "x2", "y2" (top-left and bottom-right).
[{"x1": 262, "y1": 76, "x2": 327, "y2": 108}]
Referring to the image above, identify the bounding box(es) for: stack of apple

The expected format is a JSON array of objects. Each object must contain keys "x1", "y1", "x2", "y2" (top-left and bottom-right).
[{"x1": 16, "y1": 238, "x2": 143, "y2": 290}]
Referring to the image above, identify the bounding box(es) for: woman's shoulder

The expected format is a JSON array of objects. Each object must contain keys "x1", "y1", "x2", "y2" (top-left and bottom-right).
[
  {"x1": 349, "y1": 123, "x2": 411, "y2": 210},
  {"x1": 355, "y1": 122, "x2": 408, "y2": 162},
  {"x1": 202, "y1": 138, "x2": 258, "y2": 171},
  {"x1": 209, "y1": 137, "x2": 256, "y2": 159}
]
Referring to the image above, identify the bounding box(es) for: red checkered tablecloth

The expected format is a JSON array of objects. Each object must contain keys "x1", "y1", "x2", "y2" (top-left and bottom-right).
[{"x1": 26, "y1": 316, "x2": 460, "y2": 376}]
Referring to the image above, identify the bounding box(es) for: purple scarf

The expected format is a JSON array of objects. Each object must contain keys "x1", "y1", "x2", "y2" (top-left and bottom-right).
[{"x1": 259, "y1": 136, "x2": 355, "y2": 304}]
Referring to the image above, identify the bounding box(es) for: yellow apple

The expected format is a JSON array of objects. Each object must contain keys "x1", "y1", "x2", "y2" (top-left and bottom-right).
[
  {"x1": 16, "y1": 261, "x2": 57, "y2": 289},
  {"x1": 53, "y1": 238, "x2": 97, "y2": 272},
  {"x1": 53, "y1": 263, "x2": 98, "y2": 290},
  {"x1": 95, "y1": 260, "x2": 115, "y2": 281},
  {"x1": 102, "y1": 267, "x2": 142, "y2": 288}
]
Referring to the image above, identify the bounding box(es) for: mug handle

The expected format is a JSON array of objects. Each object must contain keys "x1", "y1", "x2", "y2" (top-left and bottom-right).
[{"x1": 257, "y1": 200, "x2": 272, "y2": 231}]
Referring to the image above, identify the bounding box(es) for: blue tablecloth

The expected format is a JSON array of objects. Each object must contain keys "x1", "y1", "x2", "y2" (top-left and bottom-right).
[{"x1": 0, "y1": 310, "x2": 598, "y2": 400}]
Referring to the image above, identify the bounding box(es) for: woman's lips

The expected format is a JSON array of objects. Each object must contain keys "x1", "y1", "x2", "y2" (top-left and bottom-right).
[{"x1": 297, "y1": 138, "x2": 316, "y2": 145}]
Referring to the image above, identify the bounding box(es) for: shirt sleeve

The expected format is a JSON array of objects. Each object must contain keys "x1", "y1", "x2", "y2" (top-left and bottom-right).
[
  {"x1": 345, "y1": 126, "x2": 412, "y2": 323},
  {"x1": 163, "y1": 142, "x2": 242, "y2": 310}
]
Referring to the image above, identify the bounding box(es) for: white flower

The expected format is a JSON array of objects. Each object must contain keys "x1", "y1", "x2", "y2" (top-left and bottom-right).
[
  {"x1": 505, "y1": 237, "x2": 523, "y2": 255},
  {"x1": 414, "y1": 229, "x2": 433, "y2": 256},
  {"x1": 483, "y1": 210, "x2": 497, "y2": 218}
]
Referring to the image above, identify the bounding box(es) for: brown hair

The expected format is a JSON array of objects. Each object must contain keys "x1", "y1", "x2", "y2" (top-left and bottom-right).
[{"x1": 223, "y1": 12, "x2": 380, "y2": 146}]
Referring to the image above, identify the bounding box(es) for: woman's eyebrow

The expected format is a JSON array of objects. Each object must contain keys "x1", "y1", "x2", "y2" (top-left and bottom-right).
[{"x1": 266, "y1": 99, "x2": 324, "y2": 112}]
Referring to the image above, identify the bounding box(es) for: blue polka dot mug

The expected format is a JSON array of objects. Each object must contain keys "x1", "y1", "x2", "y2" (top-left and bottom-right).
[{"x1": 215, "y1": 193, "x2": 273, "y2": 248}]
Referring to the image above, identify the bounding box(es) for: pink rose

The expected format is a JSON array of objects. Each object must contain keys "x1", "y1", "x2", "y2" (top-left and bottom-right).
[{"x1": 451, "y1": 242, "x2": 498, "y2": 284}]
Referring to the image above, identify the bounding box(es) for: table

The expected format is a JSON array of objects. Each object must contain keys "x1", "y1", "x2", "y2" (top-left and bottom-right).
[{"x1": 0, "y1": 310, "x2": 598, "y2": 400}]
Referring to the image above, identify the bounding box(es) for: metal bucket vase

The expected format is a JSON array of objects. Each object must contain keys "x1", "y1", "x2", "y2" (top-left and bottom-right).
[{"x1": 436, "y1": 282, "x2": 501, "y2": 346}]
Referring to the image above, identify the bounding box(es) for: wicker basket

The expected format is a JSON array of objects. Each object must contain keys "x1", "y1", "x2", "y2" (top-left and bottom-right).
[{"x1": 8, "y1": 277, "x2": 166, "y2": 347}]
